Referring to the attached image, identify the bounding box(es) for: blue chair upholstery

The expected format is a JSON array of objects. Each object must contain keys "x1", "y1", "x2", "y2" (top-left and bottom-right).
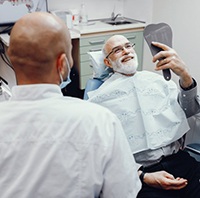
[
  {"x1": 184, "y1": 114, "x2": 200, "y2": 161},
  {"x1": 185, "y1": 143, "x2": 200, "y2": 162},
  {"x1": 83, "y1": 78, "x2": 103, "y2": 100}
]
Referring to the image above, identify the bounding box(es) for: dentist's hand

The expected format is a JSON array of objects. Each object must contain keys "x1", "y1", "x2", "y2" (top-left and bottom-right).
[
  {"x1": 152, "y1": 42, "x2": 193, "y2": 88},
  {"x1": 143, "y1": 171, "x2": 188, "y2": 190}
]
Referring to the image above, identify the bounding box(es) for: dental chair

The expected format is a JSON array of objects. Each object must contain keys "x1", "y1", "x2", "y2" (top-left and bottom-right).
[
  {"x1": 184, "y1": 114, "x2": 200, "y2": 161},
  {"x1": 83, "y1": 50, "x2": 113, "y2": 100},
  {"x1": 84, "y1": 50, "x2": 200, "y2": 162},
  {"x1": 83, "y1": 78, "x2": 103, "y2": 100}
]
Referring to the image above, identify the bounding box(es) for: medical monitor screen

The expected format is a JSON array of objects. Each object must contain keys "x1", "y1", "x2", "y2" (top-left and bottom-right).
[{"x1": 0, "y1": 0, "x2": 48, "y2": 27}]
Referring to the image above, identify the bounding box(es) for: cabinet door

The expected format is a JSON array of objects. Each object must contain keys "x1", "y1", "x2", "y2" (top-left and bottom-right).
[{"x1": 79, "y1": 35, "x2": 110, "y2": 89}]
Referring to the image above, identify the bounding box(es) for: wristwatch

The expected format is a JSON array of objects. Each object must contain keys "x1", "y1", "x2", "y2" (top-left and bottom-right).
[
  {"x1": 180, "y1": 79, "x2": 196, "y2": 90},
  {"x1": 139, "y1": 171, "x2": 146, "y2": 182}
]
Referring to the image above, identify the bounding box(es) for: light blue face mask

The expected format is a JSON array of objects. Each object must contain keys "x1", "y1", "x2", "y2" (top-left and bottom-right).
[{"x1": 59, "y1": 57, "x2": 71, "y2": 89}]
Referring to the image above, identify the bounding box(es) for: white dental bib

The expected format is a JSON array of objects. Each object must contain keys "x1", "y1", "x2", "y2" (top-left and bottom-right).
[{"x1": 88, "y1": 71, "x2": 189, "y2": 153}]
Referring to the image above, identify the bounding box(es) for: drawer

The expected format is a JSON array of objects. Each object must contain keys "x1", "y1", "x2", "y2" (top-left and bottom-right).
[
  {"x1": 80, "y1": 44, "x2": 103, "y2": 55},
  {"x1": 80, "y1": 54, "x2": 88, "y2": 62},
  {"x1": 122, "y1": 31, "x2": 142, "y2": 46},
  {"x1": 80, "y1": 60, "x2": 93, "y2": 76},
  {"x1": 122, "y1": 33, "x2": 137, "y2": 41},
  {"x1": 81, "y1": 53, "x2": 97, "y2": 62},
  {"x1": 80, "y1": 74, "x2": 93, "y2": 90},
  {"x1": 80, "y1": 35, "x2": 110, "y2": 47}
]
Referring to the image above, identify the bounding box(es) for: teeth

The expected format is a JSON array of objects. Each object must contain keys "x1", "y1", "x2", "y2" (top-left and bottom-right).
[{"x1": 123, "y1": 57, "x2": 133, "y2": 62}]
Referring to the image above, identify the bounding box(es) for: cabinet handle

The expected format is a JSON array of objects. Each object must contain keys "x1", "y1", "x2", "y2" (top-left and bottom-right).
[
  {"x1": 127, "y1": 36, "x2": 136, "y2": 40},
  {"x1": 89, "y1": 40, "x2": 105, "y2": 45},
  {"x1": 89, "y1": 48, "x2": 102, "y2": 52}
]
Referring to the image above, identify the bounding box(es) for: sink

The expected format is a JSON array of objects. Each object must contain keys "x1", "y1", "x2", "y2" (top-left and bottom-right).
[
  {"x1": 105, "y1": 20, "x2": 132, "y2": 25},
  {"x1": 100, "y1": 17, "x2": 142, "y2": 26}
]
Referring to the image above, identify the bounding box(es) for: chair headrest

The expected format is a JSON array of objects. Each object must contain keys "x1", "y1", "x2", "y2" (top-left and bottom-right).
[{"x1": 88, "y1": 51, "x2": 113, "y2": 81}]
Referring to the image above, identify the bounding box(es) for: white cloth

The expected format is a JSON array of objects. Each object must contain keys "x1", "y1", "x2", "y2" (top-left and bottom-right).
[
  {"x1": 0, "y1": 84, "x2": 141, "y2": 198},
  {"x1": 88, "y1": 71, "x2": 190, "y2": 154}
]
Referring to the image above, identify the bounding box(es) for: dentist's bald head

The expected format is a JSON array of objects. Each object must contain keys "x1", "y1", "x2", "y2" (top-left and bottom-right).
[{"x1": 8, "y1": 12, "x2": 73, "y2": 85}]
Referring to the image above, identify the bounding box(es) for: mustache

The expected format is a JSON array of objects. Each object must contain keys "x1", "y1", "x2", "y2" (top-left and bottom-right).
[{"x1": 119, "y1": 52, "x2": 135, "y2": 62}]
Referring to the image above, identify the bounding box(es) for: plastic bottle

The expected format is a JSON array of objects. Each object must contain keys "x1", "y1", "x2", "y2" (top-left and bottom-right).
[
  {"x1": 79, "y1": 3, "x2": 88, "y2": 25},
  {"x1": 70, "y1": 9, "x2": 79, "y2": 26}
]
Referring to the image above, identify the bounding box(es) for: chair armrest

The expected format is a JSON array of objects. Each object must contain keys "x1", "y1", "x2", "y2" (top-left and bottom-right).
[
  {"x1": 185, "y1": 143, "x2": 200, "y2": 154},
  {"x1": 83, "y1": 78, "x2": 103, "y2": 100}
]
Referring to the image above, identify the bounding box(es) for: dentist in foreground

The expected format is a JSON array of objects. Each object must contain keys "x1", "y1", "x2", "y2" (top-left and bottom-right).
[{"x1": 0, "y1": 13, "x2": 141, "y2": 197}]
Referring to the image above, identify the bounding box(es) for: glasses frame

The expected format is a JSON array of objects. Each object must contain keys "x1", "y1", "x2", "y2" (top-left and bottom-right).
[{"x1": 105, "y1": 43, "x2": 135, "y2": 59}]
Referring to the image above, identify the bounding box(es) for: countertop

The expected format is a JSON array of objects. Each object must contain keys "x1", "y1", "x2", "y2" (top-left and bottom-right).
[
  {"x1": 72, "y1": 20, "x2": 146, "y2": 36},
  {"x1": 0, "y1": 19, "x2": 146, "y2": 45}
]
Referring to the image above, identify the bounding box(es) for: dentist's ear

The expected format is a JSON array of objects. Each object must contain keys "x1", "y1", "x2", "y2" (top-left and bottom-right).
[
  {"x1": 104, "y1": 58, "x2": 113, "y2": 68},
  {"x1": 57, "y1": 53, "x2": 66, "y2": 73}
]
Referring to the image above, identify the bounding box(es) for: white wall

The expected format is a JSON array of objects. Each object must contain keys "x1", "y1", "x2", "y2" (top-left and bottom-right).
[
  {"x1": 124, "y1": 0, "x2": 200, "y2": 86},
  {"x1": 152, "y1": 0, "x2": 200, "y2": 86},
  {"x1": 124, "y1": 0, "x2": 153, "y2": 24},
  {"x1": 47, "y1": 0, "x2": 124, "y2": 20}
]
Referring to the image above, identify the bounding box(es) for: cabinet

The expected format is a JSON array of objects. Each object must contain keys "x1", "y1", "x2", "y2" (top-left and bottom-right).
[{"x1": 77, "y1": 28, "x2": 144, "y2": 89}]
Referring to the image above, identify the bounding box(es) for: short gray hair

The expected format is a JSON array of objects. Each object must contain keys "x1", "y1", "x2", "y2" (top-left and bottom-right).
[{"x1": 102, "y1": 43, "x2": 107, "y2": 59}]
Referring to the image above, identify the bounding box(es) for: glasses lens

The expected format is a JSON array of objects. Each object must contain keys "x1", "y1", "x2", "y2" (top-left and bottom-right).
[
  {"x1": 106, "y1": 43, "x2": 135, "y2": 58},
  {"x1": 113, "y1": 47, "x2": 123, "y2": 54},
  {"x1": 125, "y1": 43, "x2": 133, "y2": 49}
]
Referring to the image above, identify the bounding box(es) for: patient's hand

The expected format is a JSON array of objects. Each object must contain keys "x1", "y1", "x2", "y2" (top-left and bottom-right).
[
  {"x1": 143, "y1": 171, "x2": 188, "y2": 190},
  {"x1": 152, "y1": 42, "x2": 193, "y2": 88}
]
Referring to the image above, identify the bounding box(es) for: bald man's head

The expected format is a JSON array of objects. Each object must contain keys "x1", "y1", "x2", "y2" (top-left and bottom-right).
[
  {"x1": 8, "y1": 12, "x2": 73, "y2": 85},
  {"x1": 103, "y1": 35, "x2": 129, "y2": 57}
]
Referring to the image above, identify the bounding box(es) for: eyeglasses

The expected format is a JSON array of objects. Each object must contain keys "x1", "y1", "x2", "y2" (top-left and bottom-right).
[{"x1": 106, "y1": 43, "x2": 135, "y2": 59}]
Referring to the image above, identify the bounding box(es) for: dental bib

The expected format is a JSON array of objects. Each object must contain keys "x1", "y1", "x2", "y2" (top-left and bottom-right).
[{"x1": 88, "y1": 71, "x2": 189, "y2": 153}]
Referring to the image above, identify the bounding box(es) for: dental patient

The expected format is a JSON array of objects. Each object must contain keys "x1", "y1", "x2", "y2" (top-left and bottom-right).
[{"x1": 88, "y1": 35, "x2": 200, "y2": 198}]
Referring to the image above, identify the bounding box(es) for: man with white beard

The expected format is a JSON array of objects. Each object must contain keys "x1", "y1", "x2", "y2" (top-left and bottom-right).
[{"x1": 88, "y1": 35, "x2": 200, "y2": 198}]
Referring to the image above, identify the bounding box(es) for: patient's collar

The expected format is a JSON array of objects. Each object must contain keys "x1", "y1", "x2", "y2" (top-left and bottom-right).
[{"x1": 115, "y1": 71, "x2": 137, "y2": 76}]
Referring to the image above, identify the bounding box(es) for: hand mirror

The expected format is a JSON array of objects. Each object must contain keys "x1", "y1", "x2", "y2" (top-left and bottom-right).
[{"x1": 143, "y1": 23, "x2": 173, "y2": 81}]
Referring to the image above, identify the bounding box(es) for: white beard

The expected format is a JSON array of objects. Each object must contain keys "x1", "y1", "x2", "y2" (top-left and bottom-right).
[{"x1": 110, "y1": 53, "x2": 138, "y2": 75}]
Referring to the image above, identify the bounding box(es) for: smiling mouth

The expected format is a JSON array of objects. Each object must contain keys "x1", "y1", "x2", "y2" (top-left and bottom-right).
[{"x1": 122, "y1": 56, "x2": 134, "y2": 62}]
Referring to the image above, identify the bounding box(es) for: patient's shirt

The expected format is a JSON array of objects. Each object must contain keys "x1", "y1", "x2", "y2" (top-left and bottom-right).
[{"x1": 88, "y1": 71, "x2": 189, "y2": 165}]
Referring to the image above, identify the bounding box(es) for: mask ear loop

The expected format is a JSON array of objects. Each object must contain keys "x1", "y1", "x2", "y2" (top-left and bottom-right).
[
  {"x1": 59, "y1": 72, "x2": 64, "y2": 84},
  {"x1": 59, "y1": 56, "x2": 71, "y2": 82},
  {"x1": 65, "y1": 57, "x2": 71, "y2": 76},
  {"x1": 59, "y1": 56, "x2": 71, "y2": 89},
  {"x1": 65, "y1": 57, "x2": 71, "y2": 83}
]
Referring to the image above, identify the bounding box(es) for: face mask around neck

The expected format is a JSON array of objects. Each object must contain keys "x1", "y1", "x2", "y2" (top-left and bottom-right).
[{"x1": 59, "y1": 57, "x2": 71, "y2": 89}]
